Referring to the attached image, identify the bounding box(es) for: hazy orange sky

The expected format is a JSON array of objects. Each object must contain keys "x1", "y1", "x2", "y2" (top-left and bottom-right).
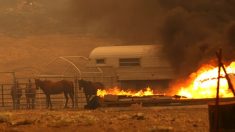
[{"x1": 0, "y1": 0, "x2": 235, "y2": 77}]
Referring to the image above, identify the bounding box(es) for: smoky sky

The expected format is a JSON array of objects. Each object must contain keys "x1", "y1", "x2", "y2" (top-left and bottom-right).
[{"x1": 1, "y1": 0, "x2": 235, "y2": 77}]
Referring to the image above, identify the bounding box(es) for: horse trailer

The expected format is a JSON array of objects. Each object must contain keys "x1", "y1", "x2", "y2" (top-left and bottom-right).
[{"x1": 88, "y1": 45, "x2": 176, "y2": 90}]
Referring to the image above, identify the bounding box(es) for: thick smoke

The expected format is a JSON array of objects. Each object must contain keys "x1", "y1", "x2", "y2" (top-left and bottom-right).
[
  {"x1": 158, "y1": 0, "x2": 235, "y2": 77},
  {"x1": 1, "y1": 0, "x2": 235, "y2": 77}
]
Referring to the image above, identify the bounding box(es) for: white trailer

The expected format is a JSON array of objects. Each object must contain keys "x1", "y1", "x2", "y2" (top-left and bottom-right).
[{"x1": 89, "y1": 45, "x2": 175, "y2": 90}]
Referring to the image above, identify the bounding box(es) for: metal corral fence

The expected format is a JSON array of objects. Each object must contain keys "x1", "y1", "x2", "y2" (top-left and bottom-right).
[
  {"x1": 0, "y1": 77, "x2": 86, "y2": 110},
  {"x1": 0, "y1": 76, "x2": 116, "y2": 110},
  {"x1": 0, "y1": 56, "x2": 117, "y2": 110}
]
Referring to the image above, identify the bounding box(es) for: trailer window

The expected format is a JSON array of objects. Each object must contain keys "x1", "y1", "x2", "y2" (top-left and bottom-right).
[
  {"x1": 119, "y1": 58, "x2": 140, "y2": 66},
  {"x1": 96, "y1": 59, "x2": 105, "y2": 64}
]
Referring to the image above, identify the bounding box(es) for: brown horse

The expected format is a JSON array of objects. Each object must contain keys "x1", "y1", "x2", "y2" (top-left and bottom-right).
[
  {"x1": 11, "y1": 80, "x2": 22, "y2": 110},
  {"x1": 25, "y1": 79, "x2": 36, "y2": 109},
  {"x1": 35, "y1": 79, "x2": 74, "y2": 109},
  {"x1": 78, "y1": 79, "x2": 104, "y2": 109}
]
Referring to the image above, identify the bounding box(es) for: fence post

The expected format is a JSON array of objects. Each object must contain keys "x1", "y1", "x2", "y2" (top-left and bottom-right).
[
  {"x1": 1, "y1": 84, "x2": 4, "y2": 107},
  {"x1": 74, "y1": 76, "x2": 78, "y2": 109}
]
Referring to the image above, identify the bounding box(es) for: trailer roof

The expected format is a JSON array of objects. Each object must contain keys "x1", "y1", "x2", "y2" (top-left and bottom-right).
[{"x1": 89, "y1": 45, "x2": 163, "y2": 58}]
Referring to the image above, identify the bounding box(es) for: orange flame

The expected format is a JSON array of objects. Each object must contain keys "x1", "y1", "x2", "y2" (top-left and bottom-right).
[
  {"x1": 176, "y1": 61, "x2": 235, "y2": 99},
  {"x1": 97, "y1": 87, "x2": 155, "y2": 97},
  {"x1": 97, "y1": 61, "x2": 235, "y2": 99}
]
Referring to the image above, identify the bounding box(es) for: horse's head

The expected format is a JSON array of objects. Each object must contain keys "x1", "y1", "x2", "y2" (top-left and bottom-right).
[
  {"x1": 78, "y1": 79, "x2": 86, "y2": 90},
  {"x1": 78, "y1": 80, "x2": 98, "y2": 96}
]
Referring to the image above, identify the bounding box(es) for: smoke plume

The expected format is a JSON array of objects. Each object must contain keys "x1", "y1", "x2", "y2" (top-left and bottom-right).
[
  {"x1": 158, "y1": 0, "x2": 235, "y2": 77},
  {"x1": 70, "y1": 0, "x2": 235, "y2": 76}
]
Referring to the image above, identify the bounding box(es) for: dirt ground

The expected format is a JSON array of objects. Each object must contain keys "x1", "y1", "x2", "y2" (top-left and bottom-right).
[{"x1": 0, "y1": 105, "x2": 209, "y2": 132}]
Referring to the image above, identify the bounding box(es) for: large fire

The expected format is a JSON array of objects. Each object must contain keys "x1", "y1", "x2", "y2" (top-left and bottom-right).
[
  {"x1": 175, "y1": 61, "x2": 235, "y2": 99},
  {"x1": 97, "y1": 61, "x2": 235, "y2": 99}
]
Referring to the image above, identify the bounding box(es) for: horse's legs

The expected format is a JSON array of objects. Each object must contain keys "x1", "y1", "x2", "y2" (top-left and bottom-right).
[
  {"x1": 84, "y1": 94, "x2": 92, "y2": 109},
  {"x1": 46, "y1": 95, "x2": 49, "y2": 108},
  {"x1": 68, "y1": 92, "x2": 74, "y2": 108},
  {"x1": 12, "y1": 98, "x2": 16, "y2": 110},
  {"x1": 17, "y1": 98, "x2": 20, "y2": 109},
  {"x1": 32, "y1": 98, "x2": 35, "y2": 109},
  {"x1": 26, "y1": 98, "x2": 29, "y2": 109},
  {"x1": 86, "y1": 95, "x2": 91, "y2": 103},
  {"x1": 48, "y1": 95, "x2": 53, "y2": 109},
  {"x1": 29, "y1": 98, "x2": 32, "y2": 109},
  {"x1": 84, "y1": 94, "x2": 91, "y2": 107},
  {"x1": 64, "y1": 92, "x2": 69, "y2": 108}
]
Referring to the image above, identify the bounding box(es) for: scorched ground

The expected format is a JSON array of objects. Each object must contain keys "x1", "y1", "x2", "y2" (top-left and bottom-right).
[{"x1": 0, "y1": 105, "x2": 208, "y2": 132}]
